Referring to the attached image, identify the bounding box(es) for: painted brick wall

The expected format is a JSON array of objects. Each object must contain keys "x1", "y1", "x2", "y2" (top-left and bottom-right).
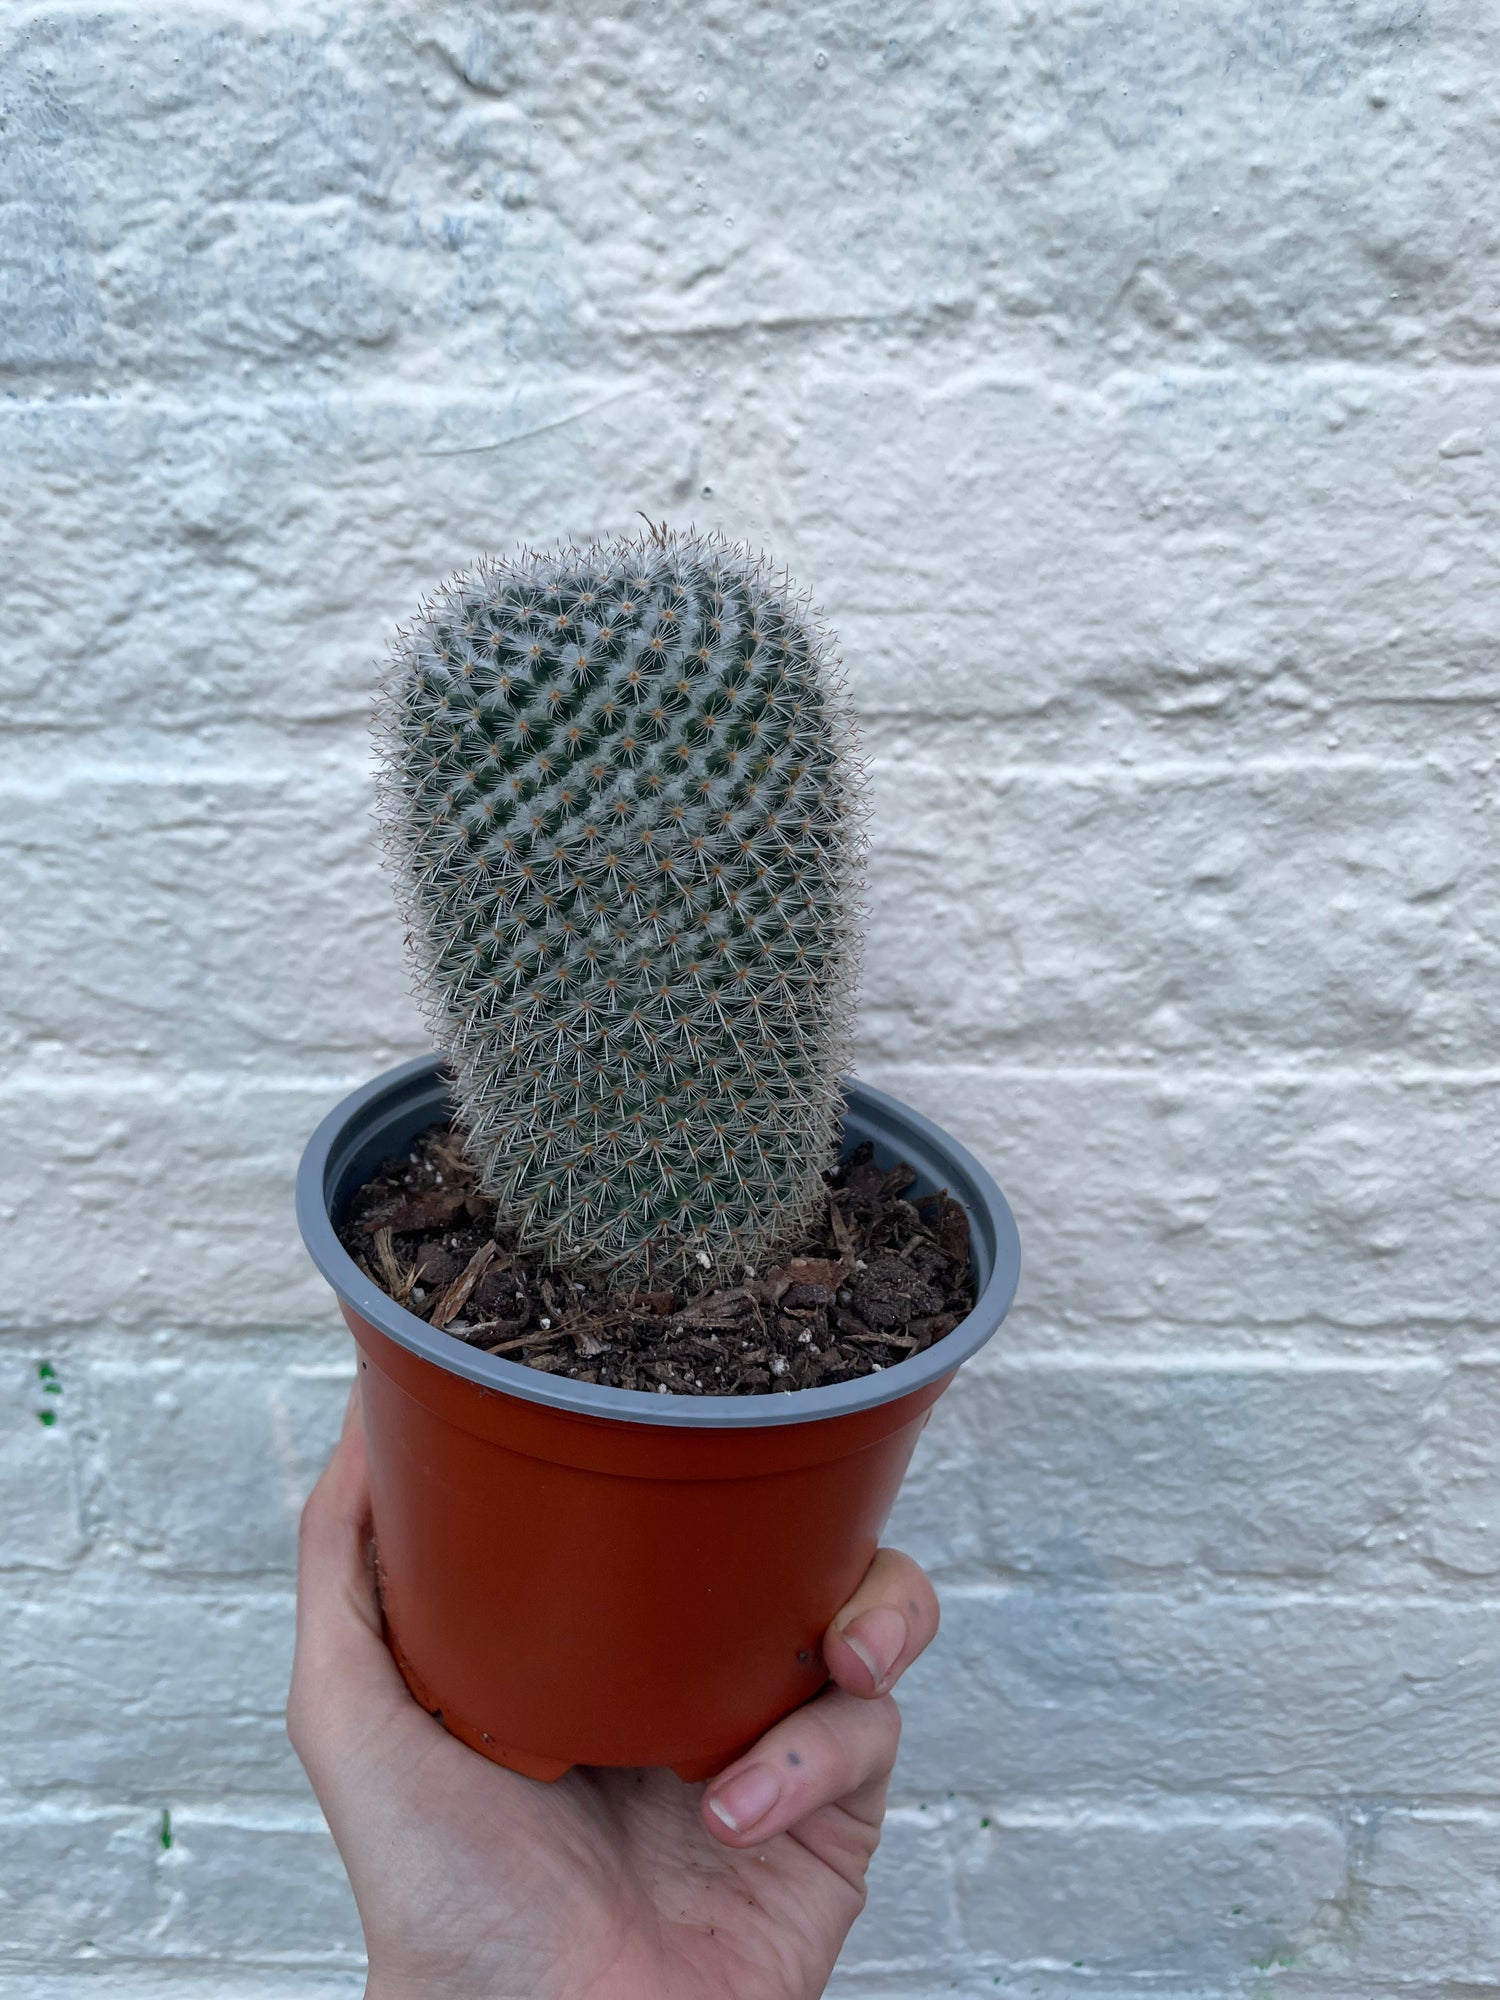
[{"x1": 3, "y1": 2, "x2": 1497, "y2": 1994}]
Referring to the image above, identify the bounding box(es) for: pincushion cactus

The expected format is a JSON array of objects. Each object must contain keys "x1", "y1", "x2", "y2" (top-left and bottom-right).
[{"x1": 375, "y1": 525, "x2": 866, "y2": 1285}]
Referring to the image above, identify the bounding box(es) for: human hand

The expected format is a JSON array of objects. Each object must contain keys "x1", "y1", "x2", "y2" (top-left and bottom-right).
[{"x1": 288, "y1": 1388, "x2": 940, "y2": 2000}]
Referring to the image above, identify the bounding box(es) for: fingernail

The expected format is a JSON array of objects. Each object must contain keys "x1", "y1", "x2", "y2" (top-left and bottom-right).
[
  {"x1": 842, "y1": 1606, "x2": 907, "y2": 1689},
  {"x1": 707, "y1": 1764, "x2": 781, "y2": 1832}
]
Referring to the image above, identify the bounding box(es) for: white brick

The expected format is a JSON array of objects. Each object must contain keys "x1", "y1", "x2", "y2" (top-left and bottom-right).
[
  {"x1": 0, "y1": 1350, "x2": 87, "y2": 1568},
  {"x1": 0, "y1": 388, "x2": 679, "y2": 737},
  {"x1": 3, "y1": 6, "x2": 1497, "y2": 378},
  {"x1": 0, "y1": 19, "x2": 402, "y2": 374},
  {"x1": 863, "y1": 759, "x2": 1498, "y2": 1068},
  {"x1": 953, "y1": 1806, "x2": 1346, "y2": 1979},
  {"x1": 153, "y1": 1807, "x2": 362, "y2": 1965},
  {"x1": 1319, "y1": 1810, "x2": 1500, "y2": 1984},
  {"x1": 789, "y1": 364, "x2": 1500, "y2": 736},
  {"x1": 0, "y1": 1800, "x2": 358, "y2": 1966},
  {"x1": 0, "y1": 769, "x2": 420, "y2": 1075},
  {"x1": 827, "y1": 1981, "x2": 1007, "y2": 2000},
  {"x1": 839, "y1": 1808, "x2": 960, "y2": 1970},
  {"x1": 866, "y1": 1063, "x2": 1500, "y2": 1335},
  {"x1": 900, "y1": 1588, "x2": 1500, "y2": 1800},
  {"x1": 0, "y1": 1805, "x2": 160, "y2": 1957},
  {"x1": 0, "y1": 1800, "x2": 358, "y2": 1968},
  {"x1": 7, "y1": 361, "x2": 1500, "y2": 747},
  {"x1": 0, "y1": 1576, "x2": 302, "y2": 1794},
  {"x1": 89, "y1": 1355, "x2": 352, "y2": 1574},
  {"x1": 0, "y1": 1078, "x2": 362, "y2": 1331},
  {"x1": 0, "y1": 1975, "x2": 363, "y2": 1999},
  {"x1": 1248, "y1": 1987, "x2": 1497, "y2": 2000},
  {"x1": 1416, "y1": 1364, "x2": 1500, "y2": 1578},
  {"x1": 889, "y1": 1360, "x2": 1435, "y2": 1584}
]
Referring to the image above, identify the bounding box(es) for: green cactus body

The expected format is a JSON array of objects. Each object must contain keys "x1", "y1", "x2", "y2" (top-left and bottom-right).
[{"x1": 376, "y1": 528, "x2": 865, "y2": 1286}]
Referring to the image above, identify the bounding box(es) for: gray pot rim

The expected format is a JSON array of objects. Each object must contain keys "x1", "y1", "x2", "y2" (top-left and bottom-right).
[{"x1": 296, "y1": 1054, "x2": 1021, "y2": 1430}]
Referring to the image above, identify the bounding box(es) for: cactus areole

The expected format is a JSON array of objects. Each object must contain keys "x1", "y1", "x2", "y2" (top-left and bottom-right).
[{"x1": 376, "y1": 528, "x2": 866, "y2": 1288}]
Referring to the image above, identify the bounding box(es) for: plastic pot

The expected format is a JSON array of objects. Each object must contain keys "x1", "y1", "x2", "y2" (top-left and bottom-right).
[{"x1": 296, "y1": 1055, "x2": 1020, "y2": 1782}]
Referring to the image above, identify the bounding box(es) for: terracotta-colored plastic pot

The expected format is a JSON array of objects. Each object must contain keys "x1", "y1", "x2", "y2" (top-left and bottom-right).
[{"x1": 296, "y1": 1056, "x2": 1020, "y2": 1781}]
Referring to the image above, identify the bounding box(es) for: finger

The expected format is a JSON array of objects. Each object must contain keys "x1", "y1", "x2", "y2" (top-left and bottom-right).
[
  {"x1": 287, "y1": 1381, "x2": 407, "y2": 1768},
  {"x1": 701, "y1": 1684, "x2": 901, "y2": 1850},
  {"x1": 823, "y1": 1547, "x2": 940, "y2": 1699},
  {"x1": 297, "y1": 1382, "x2": 381, "y2": 1635}
]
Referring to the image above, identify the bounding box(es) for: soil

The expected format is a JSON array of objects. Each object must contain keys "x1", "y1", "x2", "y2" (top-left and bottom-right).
[{"x1": 336, "y1": 1124, "x2": 976, "y2": 1397}]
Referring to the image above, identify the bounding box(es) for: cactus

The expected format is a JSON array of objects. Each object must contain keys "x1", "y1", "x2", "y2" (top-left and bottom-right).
[{"x1": 375, "y1": 525, "x2": 866, "y2": 1286}]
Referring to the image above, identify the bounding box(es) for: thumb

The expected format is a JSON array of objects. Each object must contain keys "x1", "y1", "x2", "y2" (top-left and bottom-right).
[{"x1": 287, "y1": 1383, "x2": 411, "y2": 1782}]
